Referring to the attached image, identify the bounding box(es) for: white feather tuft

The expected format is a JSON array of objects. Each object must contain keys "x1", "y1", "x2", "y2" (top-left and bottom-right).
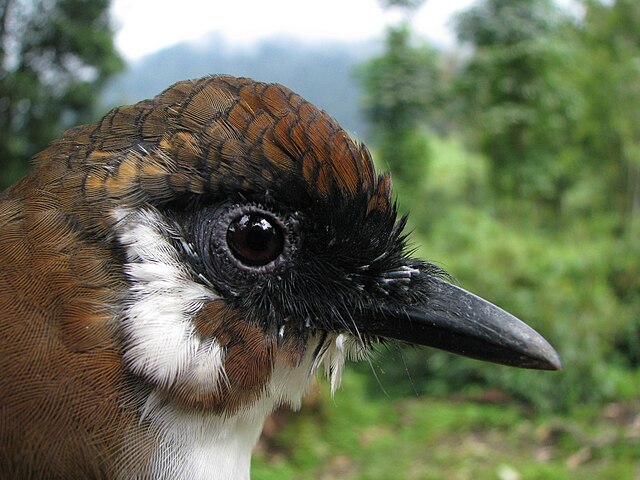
[{"x1": 113, "y1": 207, "x2": 223, "y2": 392}]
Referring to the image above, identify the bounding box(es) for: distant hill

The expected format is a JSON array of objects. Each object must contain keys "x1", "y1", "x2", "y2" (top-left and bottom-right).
[{"x1": 103, "y1": 34, "x2": 378, "y2": 137}]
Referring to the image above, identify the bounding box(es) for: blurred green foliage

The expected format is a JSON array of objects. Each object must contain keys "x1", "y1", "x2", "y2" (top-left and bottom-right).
[
  {"x1": 358, "y1": 0, "x2": 640, "y2": 412},
  {"x1": 0, "y1": 0, "x2": 123, "y2": 188},
  {"x1": 253, "y1": 371, "x2": 640, "y2": 479},
  {"x1": 358, "y1": 24, "x2": 439, "y2": 193},
  {"x1": 455, "y1": 0, "x2": 579, "y2": 208}
]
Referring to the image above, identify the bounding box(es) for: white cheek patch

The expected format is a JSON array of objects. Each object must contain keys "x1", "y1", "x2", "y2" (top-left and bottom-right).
[{"x1": 113, "y1": 207, "x2": 224, "y2": 391}]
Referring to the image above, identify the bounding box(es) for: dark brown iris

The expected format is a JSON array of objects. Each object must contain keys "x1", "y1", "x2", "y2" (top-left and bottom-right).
[{"x1": 227, "y1": 214, "x2": 284, "y2": 266}]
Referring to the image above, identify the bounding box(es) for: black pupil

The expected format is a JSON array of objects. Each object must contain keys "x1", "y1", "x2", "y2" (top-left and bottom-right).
[{"x1": 227, "y1": 214, "x2": 284, "y2": 266}]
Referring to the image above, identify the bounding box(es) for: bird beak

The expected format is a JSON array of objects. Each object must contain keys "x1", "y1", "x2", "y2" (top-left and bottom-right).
[{"x1": 357, "y1": 276, "x2": 562, "y2": 371}]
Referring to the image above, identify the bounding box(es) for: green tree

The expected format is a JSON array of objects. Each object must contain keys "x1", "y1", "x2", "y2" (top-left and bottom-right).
[
  {"x1": 454, "y1": 0, "x2": 580, "y2": 211},
  {"x1": 358, "y1": 24, "x2": 440, "y2": 193},
  {"x1": 572, "y1": 0, "x2": 640, "y2": 225},
  {"x1": 0, "y1": 0, "x2": 123, "y2": 188}
]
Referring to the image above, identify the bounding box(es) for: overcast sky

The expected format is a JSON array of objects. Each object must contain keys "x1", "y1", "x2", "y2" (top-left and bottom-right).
[{"x1": 111, "y1": 0, "x2": 476, "y2": 61}]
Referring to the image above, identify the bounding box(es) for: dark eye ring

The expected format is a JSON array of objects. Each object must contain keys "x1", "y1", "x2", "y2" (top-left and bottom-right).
[{"x1": 226, "y1": 213, "x2": 285, "y2": 267}]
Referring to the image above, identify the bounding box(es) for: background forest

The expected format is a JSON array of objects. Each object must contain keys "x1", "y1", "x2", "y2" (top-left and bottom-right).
[{"x1": 1, "y1": 0, "x2": 639, "y2": 477}]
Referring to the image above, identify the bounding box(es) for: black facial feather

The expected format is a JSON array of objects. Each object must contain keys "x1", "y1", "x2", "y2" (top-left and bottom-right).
[{"x1": 165, "y1": 187, "x2": 448, "y2": 343}]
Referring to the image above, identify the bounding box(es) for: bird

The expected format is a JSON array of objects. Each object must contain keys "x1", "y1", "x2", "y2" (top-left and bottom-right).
[{"x1": 0, "y1": 75, "x2": 561, "y2": 479}]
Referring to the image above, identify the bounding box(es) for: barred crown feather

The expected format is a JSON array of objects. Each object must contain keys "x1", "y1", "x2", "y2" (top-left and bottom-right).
[{"x1": 6, "y1": 76, "x2": 393, "y2": 237}]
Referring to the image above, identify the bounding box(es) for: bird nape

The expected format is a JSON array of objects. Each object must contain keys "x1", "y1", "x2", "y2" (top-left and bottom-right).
[{"x1": 0, "y1": 75, "x2": 561, "y2": 479}]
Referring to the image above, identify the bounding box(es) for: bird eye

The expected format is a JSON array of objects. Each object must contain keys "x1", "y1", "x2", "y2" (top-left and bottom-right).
[{"x1": 227, "y1": 213, "x2": 285, "y2": 266}]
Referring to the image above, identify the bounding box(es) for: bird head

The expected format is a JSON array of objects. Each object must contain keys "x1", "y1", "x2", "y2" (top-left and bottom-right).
[{"x1": 0, "y1": 75, "x2": 560, "y2": 478}]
